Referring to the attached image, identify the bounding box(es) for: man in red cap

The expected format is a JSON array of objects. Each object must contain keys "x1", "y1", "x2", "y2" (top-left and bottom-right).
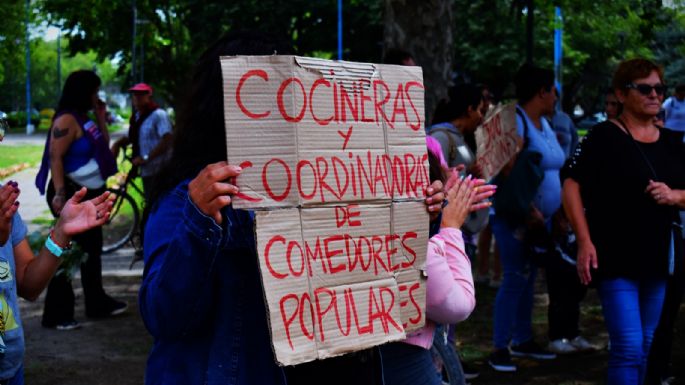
[{"x1": 111, "y1": 83, "x2": 173, "y2": 200}]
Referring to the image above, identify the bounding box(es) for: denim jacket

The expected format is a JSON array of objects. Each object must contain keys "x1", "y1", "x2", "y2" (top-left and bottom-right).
[{"x1": 139, "y1": 180, "x2": 286, "y2": 385}]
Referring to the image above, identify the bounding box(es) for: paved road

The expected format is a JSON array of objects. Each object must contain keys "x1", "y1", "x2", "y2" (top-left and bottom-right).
[
  {"x1": 3, "y1": 132, "x2": 142, "y2": 277},
  {"x1": 2, "y1": 132, "x2": 48, "y2": 146}
]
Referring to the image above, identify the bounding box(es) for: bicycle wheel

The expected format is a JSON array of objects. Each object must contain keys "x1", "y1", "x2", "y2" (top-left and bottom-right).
[
  {"x1": 431, "y1": 331, "x2": 466, "y2": 385},
  {"x1": 102, "y1": 189, "x2": 140, "y2": 253}
]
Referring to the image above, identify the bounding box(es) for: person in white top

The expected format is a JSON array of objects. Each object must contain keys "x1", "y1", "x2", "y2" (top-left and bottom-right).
[{"x1": 662, "y1": 84, "x2": 685, "y2": 132}]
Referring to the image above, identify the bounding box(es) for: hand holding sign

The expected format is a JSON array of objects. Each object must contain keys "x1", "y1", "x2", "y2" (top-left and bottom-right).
[
  {"x1": 425, "y1": 180, "x2": 445, "y2": 222},
  {"x1": 188, "y1": 162, "x2": 242, "y2": 225}
]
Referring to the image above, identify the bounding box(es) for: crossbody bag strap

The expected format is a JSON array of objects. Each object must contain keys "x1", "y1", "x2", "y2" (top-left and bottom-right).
[
  {"x1": 615, "y1": 117, "x2": 659, "y2": 180},
  {"x1": 515, "y1": 107, "x2": 531, "y2": 148}
]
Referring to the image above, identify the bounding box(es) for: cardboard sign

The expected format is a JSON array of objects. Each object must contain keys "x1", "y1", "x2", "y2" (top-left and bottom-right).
[
  {"x1": 221, "y1": 56, "x2": 430, "y2": 366},
  {"x1": 474, "y1": 103, "x2": 522, "y2": 181}
]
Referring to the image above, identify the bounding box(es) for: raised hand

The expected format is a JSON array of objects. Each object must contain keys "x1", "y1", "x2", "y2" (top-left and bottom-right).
[
  {"x1": 441, "y1": 175, "x2": 476, "y2": 229},
  {"x1": 445, "y1": 169, "x2": 495, "y2": 212},
  {"x1": 0, "y1": 182, "x2": 20, "y2": 245},
  {"x1": 188, "y1": 161, "x2": 242, "y2": 225},
  {"x1": 469, "y1": 178, "x2": 496, "y2": 211},
  {"x1": 54, "y1": 188, "x2": 113, "y2": 237}
]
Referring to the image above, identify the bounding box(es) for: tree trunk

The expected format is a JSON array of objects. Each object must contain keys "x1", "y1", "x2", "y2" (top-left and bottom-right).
[{"x1": 384, "y1": 0, "x2": 453, "y2": 126}]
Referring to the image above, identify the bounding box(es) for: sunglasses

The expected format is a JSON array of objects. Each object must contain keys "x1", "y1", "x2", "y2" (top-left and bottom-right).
[{"x1": 626, "y1": 83, "x2": 667, "y2": 96}]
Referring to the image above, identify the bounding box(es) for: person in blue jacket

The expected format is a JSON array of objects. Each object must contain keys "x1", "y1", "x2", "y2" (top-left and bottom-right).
[{"x1": 139, "y1": 32, "x2": 447, "y2": 385}]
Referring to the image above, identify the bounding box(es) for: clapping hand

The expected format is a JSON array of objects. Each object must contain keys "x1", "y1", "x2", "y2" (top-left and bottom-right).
[
  {"x1": 441, "y1": 175, "x2": 476, "y2": 229},
  {"x1": 444, "y1": 170, "x2": 496, "y2": 212},
  {"x1": 0, "y1": 182, "x2": 20, "y2": 245},
  {"x1": 54, "y1": 188, "x2": 113, "y2": 237}
]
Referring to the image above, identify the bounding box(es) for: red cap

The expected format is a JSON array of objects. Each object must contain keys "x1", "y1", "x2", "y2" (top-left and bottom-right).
[{"x1": 128, "y1": 83, "x2": 153, "y2": 94}]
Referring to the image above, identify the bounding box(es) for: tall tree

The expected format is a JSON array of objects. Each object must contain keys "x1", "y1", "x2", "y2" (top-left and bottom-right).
[
  {"x1": 384, "y1": 0, "x2": 453, "y2": 124},
  {"x1": 39, "y1": 0, "x2": 384, "y2": 108}
]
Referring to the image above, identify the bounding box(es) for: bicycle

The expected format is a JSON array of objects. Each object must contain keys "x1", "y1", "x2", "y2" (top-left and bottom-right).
[{"x1": 101, "y1": 145, "x2": 144, "y2": 263}]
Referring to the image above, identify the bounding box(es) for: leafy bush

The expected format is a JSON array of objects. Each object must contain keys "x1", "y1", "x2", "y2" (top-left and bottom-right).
[
  {"x1": 7, "y1": 111, "x2": 40, "y2": 127},
  {"x1": 39, "y1": 108, "x2": 55, "y2": 120},
  {"x1": 27, "y1": 230, "x2": 88, "y2": 279}
]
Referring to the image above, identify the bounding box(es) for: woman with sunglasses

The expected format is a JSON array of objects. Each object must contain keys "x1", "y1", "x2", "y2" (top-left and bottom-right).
[{"x1": 561, "y1": 58, "x2": 685, "y2": 385}]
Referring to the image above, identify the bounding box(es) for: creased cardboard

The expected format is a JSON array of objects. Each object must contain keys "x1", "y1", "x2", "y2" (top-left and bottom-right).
[
  {"x1": 474, "y1": 103, "x2": 521, "y2": 181},
  {"x1": 222, "y1": 56, "x2": 429, "y2": 366}
]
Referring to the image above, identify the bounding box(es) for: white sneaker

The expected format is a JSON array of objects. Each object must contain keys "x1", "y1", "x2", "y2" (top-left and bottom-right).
[
  {"x1": 547, "y1": 338, "x2": 578, "y2": 354},
  {"x1": 570, "y1": 336, "x2": 597, "y2": 351}
]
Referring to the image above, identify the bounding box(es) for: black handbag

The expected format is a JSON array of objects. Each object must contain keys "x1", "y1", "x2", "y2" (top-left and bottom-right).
[{"x1": 492, "y1": 108, "x2": 545, "y2": 226}]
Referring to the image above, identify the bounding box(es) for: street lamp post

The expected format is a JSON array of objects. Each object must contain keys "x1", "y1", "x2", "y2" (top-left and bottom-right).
[
  {"x1": 526, "y1": 0, "x2": 534, "y2": 64},
  {"x1": 25, "y1": 0, "x2": 34, "y2": 134},
  {"x1": 132, "y1": 0, "x2": 137, "y2": 82},
  {"x1": 337, "y1": 0, "x2": 343, "y2": 60}
]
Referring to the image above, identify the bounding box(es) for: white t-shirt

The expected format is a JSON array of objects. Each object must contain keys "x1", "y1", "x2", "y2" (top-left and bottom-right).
[{"x1": 663, "y1": 97, "x2": 685, "y2": 132}]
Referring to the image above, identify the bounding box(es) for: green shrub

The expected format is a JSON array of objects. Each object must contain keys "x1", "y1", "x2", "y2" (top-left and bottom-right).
[{"x1": 7, "y1": 111, "x2": 40, "y2": 127}]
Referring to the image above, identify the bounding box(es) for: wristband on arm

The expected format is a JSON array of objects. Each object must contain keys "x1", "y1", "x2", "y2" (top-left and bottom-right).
[{"x1": 44, "y1": 229, "x2": 71, "y2": 258}]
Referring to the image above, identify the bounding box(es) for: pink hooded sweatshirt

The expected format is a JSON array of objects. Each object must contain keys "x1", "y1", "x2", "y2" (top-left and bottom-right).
[{"x1": 403, "y1": 227, "x2": 476, "y2": 349}]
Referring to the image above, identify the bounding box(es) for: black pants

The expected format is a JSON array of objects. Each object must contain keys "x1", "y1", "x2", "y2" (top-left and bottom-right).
[
  {"x1": 545, "y1": 255, "x2": 587, "y2": 340},
  {"x1": 43, "y1": 179, "x2": 109, "y2": 325},
  {"x1": 646, "y1": 247, "x2": 684, "y2": 384},
  {"x1": 284, "y1": 348, "x2": 383, "y2": 385}
]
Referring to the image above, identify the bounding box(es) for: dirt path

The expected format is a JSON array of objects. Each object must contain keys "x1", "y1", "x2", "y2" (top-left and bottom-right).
[
  {"x1": 19, "y1": 275, "x2": 685, "y2": 385},
  {"x1": 21, "y1": 276, "x2": 150, "y2": 385}
]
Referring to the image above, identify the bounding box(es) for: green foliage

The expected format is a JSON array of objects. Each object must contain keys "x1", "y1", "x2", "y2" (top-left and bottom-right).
[
  {"x1": 27, "y1": 230, "x2": 88, "y2": 279},
  {"x1": 38, "y1": 0, "x2": 384, "y2": 107},
  {"x1": 452, "y1": 0, "x2": 685, "y2": 113},
  {"x1": 10, "y1": 0, "x2": 685, "y2": 117},
  {"x1": 6, "y1": 110, "x2": 40, "y2": 127},
  {"x1": 0, "y1": 145, "x2": 43, "y2": 169}
]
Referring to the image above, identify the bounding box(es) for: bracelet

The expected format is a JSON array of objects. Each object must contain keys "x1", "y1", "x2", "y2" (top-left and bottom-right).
[{"x1": 45, "y1": 230, "x2": 71, "y2": 258}]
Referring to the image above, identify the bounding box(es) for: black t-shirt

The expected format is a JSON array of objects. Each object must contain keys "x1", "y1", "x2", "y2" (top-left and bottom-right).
[{"x1": 560, "y1": 121, "x2": 685, "y2": 279}]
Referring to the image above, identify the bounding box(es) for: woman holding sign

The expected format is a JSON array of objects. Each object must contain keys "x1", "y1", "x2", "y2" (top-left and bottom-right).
[{"x1": 139, "y1": 32, "x2": 448, "y2": 385}]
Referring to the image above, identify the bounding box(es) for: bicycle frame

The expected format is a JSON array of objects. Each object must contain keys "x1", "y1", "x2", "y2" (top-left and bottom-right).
[{"x1": 102, "y1": 145, "x2": 144, "y2": 255}]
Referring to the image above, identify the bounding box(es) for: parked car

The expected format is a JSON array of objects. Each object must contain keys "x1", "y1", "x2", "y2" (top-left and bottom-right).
[
  {"x1": 575, "y1": 112, "x2": 607, "y2": 131},
  {"x1": 0, "y1": 111, "x2": 7, "y2": 139}
]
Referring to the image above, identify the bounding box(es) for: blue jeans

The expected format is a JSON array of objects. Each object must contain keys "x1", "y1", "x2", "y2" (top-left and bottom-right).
[
  {"x1": 598, "y1": 277, "x2": 666, "y2": 385},
  {"x1": 491, "y1": 216, "x2": 536, "y2": 349},
  {"x1": 379, "y1": 342, "x2": 441, "y2": 385},
  {"x1": 0, "y1": 365, "x2": 24, "y2": 385}
]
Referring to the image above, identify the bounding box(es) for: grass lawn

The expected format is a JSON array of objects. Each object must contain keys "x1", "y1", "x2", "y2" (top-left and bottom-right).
[
  {"x1": 0, "y1": 145, "x2": 43, "y2": 169},
  {"x1": 9, "y1": 120, "x2": 126, "y2": 134}
]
